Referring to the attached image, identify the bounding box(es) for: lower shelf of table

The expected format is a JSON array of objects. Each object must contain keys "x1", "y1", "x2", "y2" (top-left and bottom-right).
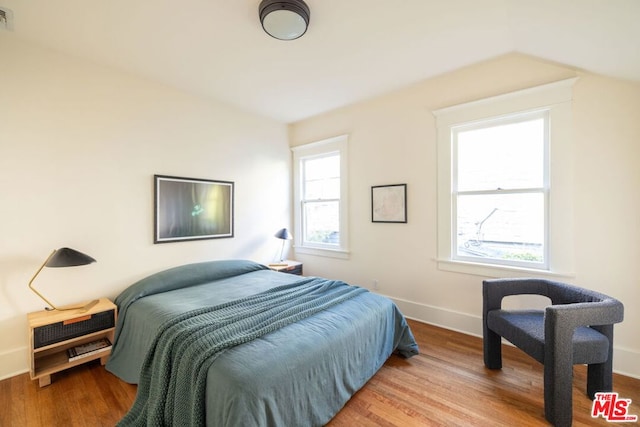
[{"x1": 32, "y1": 348, "x2": 111, "y2": 387}]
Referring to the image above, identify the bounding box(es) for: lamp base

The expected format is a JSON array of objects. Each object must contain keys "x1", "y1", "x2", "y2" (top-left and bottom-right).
[{"x1": 45, "y1": 299, "x2": 100, "y2": 313}]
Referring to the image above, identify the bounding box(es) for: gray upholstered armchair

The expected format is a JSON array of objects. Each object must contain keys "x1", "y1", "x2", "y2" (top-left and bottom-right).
[{"x1": 482, "y1": 278, "x2": 624, "y2": 427}]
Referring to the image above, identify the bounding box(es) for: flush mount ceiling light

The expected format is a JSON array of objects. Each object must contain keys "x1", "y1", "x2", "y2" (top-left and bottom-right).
[{"x1": 259, "y1": 0, "x2": 310, "y2": 41}]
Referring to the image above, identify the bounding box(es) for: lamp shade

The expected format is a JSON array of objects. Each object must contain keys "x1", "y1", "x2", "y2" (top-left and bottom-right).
[
  {"x1": 274, "y1": 228, "x2": 293, "y2": 240},
  {"x1": 29, "y1": 247, "x2": 97, "y2": 312},
  {"x1": 45, "y1": 247, "x2": 96, "y2": 267},
  {"x1": 259, "y1": 0, "x2": 310, "y2": 40}
]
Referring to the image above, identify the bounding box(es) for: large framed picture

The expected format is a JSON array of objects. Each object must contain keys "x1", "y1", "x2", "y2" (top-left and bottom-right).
[
  {"x1": 371, "y1": 183, "x2": 407, "y2": 223},
  {"x1": 154, "y1": 175, "x2": 234, "y2": 243}
]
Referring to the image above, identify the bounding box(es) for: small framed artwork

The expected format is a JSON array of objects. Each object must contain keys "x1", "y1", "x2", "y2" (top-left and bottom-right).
[
  {"x1": 371, "y1": 184, "x2": 407, "y2": 223},
  {"x1": 154, "y1": 175, "x2": 234, "y2": 243}
]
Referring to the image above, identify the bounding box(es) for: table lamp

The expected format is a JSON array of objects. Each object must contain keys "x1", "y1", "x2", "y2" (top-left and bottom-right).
[
  {"x1": 274, "y1": 228, "x2": 293, "y2": 263},
  {"x1": 28, "y1": 247, "x2": 98, "y2": 312}
]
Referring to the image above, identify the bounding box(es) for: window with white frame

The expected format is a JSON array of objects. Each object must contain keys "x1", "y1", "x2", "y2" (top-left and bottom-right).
[
  {"x1": 435, "y1": 78, "x2": 577, "y2": 276},
  {"x1": 453, "y1": 110, "x2": 549, "y2": 269},
  {"x1": 292, "y1": 135, "x2": 349, "y2": 258}
]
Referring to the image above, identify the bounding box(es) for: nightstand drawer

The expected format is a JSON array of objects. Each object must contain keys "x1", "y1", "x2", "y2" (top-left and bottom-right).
[{"x1": 33, "y1": 309, "x2": 115, "y2": 349}]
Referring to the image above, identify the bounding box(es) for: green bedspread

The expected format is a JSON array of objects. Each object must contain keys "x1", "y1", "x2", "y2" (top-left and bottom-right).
[{"x1": 118, "y1": 277, "x2": 366, "y2": 426}]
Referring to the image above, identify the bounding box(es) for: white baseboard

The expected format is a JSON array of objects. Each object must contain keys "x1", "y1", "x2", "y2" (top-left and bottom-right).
[
  {"x1": 613, "y1": 346, "x2": 640, "y2": 379},
  {"x1": 387, "y1": 295, "x2": 640, "y2": 380},
  {"x1": 389, "y1": 295, "x2": 483, "y2": 337},
  {"x1": 0, "y1": 346, "x2": 29, "y2": 381}
]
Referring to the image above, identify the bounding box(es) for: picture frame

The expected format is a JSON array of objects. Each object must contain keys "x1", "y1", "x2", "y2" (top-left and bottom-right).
[
  {"x1": 371, "y1": 184, "x2": 407, "y2": 223},
  {"x1": 154, "y1": 175, "x2": 234, "y2": 243}
]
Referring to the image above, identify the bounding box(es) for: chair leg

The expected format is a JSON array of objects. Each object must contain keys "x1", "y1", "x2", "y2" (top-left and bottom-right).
[
  {"x1": 587, "y1": 325, "x2": 614, "y2": 399},
  {"x1": 544, "y1": 358, "x2": 574, "y2": 427},
  {"x1": 587, "y1": 361, "x2": 613, "y2": 399},
  {"x1": 483, "y1": 328, "x2": 502, "y2": 369}
]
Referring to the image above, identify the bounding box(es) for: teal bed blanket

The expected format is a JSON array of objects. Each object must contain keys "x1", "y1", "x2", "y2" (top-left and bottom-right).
[{"x1": 106, "y1": 260, "x2": 419, "y2": 426}]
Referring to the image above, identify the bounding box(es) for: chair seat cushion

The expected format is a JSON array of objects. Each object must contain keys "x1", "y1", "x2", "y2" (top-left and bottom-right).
[{"x1": 487, "y1": 309, "x2": 609, "y2": 364}]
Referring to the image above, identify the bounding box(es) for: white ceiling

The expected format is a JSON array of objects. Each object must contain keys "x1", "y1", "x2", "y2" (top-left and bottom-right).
[{"x1": 1, "y1": 0, "x2": 639, "y2": 123}]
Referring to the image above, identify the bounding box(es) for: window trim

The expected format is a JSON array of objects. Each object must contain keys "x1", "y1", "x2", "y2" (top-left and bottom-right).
[
  {"x1": 433, "y1": 78, "x2": 577, "y2": 277},
  {"x1": 292, "y1": 135, "x2": 349, "y2": 259}
]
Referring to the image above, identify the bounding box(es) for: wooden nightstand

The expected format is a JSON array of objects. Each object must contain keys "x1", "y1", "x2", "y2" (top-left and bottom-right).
[
  {"x1": 27, "y1": 298, "x2": 117, "y2": 387},
  {"x1": 268, "y1": 260, "x2": 303, "y2": 275}
]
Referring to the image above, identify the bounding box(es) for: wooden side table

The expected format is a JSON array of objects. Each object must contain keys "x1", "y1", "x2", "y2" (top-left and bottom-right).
[
  {"x1": 268, "y1": 260, "x2": 303, "y2": 275},
  {"x1": 27, "y1": 298, "x2": 117, "y2": 387}
]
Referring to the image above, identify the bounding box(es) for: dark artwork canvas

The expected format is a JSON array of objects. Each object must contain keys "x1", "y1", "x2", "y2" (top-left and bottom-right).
[{"x1": 155, "y1": 175, "x2": 234, "y2": 243}]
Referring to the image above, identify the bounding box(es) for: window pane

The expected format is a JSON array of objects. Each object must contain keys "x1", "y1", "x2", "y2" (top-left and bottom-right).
[
  {"x1": 304, "y1": 155, "x2": 339, "y2": 180},
  {"x1": 303, "y1": 155, "x2": 340, "y2": 200},
  {"x1": 303, "y1": 200, "x2": 339, "y2": 245},
  {"x1": 457, "y1": 117, "x2": 545, "y2": 191},
  {"x1": 456, "y1": 193, "x2": 544, "y2": 264},
  {"x1": 304, "y1": 177, "x2": 340, "y2": 200}
]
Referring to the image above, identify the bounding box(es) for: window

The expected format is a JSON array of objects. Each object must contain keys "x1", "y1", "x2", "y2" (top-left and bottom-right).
[
  {"x1": 435, "y1": 78, "x2": 577, "y2": 276},
  {"x1": 301, "y1": 153, "x2": 340, "y2": 246},
  {"x1": 453, "y1": 111, "x2": 549, "y2": 269},
  {"x1": 292, "y1": 135, "x2": 349, "y2": 258}
]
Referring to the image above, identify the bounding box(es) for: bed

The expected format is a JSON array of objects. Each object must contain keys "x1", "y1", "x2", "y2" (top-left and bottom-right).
[{"x1": 106, "y1": 259, "x2": 419, "y2": 426}]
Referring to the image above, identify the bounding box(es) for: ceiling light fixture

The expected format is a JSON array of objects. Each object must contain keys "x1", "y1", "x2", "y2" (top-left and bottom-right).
[
  {"x1": 259, "y1": 0, "x2": 310, "y2": 41},
  {"x1": 0, "y1": 7, "x2": 14, "y2": 31}
]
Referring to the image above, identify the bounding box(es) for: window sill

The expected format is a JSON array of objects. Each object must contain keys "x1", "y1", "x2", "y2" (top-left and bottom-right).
[
  {"x1": 435, "y1": 258, "x2": 574, "y2": 279},
  {"x1": 295, "y1": 246, "x2": 350, "y2": 260}
]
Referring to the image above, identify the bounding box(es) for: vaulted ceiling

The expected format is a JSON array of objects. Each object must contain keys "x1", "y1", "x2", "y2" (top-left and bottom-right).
[{"x1": 1, "y1": 0, "x2": 638, "y2": 122}]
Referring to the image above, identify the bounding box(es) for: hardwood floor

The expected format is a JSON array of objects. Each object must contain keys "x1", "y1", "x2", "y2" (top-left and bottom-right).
[
  {"x1": 330, "y1": 321, "x2": 639, "y2": 427},
  {"x1": 2, "y1": 320, "x2": 638, "y2": 426}
]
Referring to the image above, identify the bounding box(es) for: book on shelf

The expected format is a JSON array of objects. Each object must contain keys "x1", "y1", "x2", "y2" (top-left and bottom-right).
[{"x1": 67, "y1": 337, "x2": 112, "y2": 362}]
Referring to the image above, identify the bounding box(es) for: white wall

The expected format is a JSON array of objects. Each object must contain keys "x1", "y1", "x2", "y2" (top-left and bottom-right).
[
  {"x1": 0, "y1": 35, "x2": 290, "y2": 379},
  {"x1": 290, "y1": 53, "x2": 640, "y2": 378}
]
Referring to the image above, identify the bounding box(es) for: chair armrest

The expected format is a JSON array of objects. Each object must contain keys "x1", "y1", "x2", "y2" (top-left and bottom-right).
[
  {"x1": 545, "y1": 299, "x2": 624, "y2": 332},
  {"x1": 544, "y1": 299, "x2": 623, "y2": 373}
]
